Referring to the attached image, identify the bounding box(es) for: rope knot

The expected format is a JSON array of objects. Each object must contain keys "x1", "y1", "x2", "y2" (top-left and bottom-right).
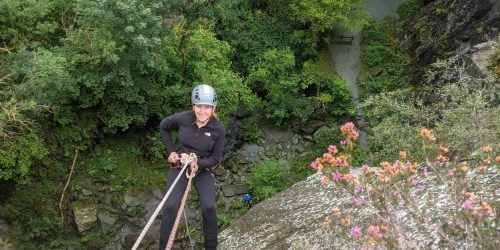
[
  {"x1": 180, "y1": 153, "x2": 197, "y2": 178},
  {"x1": 180, "y1": 153, "x2": 197, "y2": 165}
]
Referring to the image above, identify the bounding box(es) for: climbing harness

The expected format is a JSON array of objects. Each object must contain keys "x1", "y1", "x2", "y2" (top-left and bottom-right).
[{"x1": 131, "y1": 153, "x2": 197, "y2": 250}]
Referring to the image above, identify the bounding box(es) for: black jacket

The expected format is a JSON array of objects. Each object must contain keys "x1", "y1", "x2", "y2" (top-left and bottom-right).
[{"x1": 160, "y1": 111, "x2": 225, "y2": 169}]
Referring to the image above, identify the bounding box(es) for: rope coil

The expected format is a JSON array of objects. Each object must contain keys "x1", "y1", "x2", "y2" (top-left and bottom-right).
[{"x1": 132, "y1": 153, "x2": 197, "y2": 250}]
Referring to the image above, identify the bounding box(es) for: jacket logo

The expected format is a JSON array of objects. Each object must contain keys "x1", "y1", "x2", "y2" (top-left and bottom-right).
[{"x1": 205, "y1": 132, "x2": 211, "y2": 137}]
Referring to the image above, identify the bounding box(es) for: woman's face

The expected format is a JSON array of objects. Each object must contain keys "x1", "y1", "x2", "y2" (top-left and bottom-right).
[{"x1": 193, "y1": 104, "x2": 214, "y2": 124}]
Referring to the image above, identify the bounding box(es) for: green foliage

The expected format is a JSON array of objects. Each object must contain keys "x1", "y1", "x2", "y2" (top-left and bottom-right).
[
  {"x1": 51, "y1": 113, "x2": 99, "y2": 156},
  {"x1": 243, "y1": 117, "x2": 264, "y2": 143},
  {"x1": 363, "y1": 89, "x2": 431, "y2": 163},
  {"x1": 313, "y1": 127, "x2": 343, "y2": 149},
  {"x1": 397, "y1": 0, "x2": 424, "y2": 21},
  {"x1": 288, "y1": 154, "x2": 316, "y2": 183},
  {"x1": 86, "y1": 149, "x2": 117, "y2": 178},
  {"x1": 0, "y1": 0, "x2": 71, "y2": 49},
  {"x1": 432, "y1": 77, "x2": 500, "y2": 156},
  {"x1": 79, "y1": 230, "x2": 108, "y2": 248},
  {"x1": 0, "y1": 239, "x2": 13, "y2": 249},
  {"x1": 230, "y1": 200, "x2": 249, "y2": 215},
  {"x1": 13, "y1": 49, "x2": 78, "y2": 111},
  {"x1": 217, "y1": 214, "x2": 234, "y2": 230},
  {"x1": 141, "y1": 131, "x2": 166, "y2": 163},
  {"x1": 359, "y1": 19, "x2": 412, "y2": 100},
  {"x1": 247, "y1": 160, "x2": 292, "y2": 203},
  {"x1": 247, "y1": 49, "x2": 352, "y2": 126},
  {"x1": 25, "y1": 217, "x2": 61, "y2": 241},
  {"x1": 0, "y1": 131, "x2": 48, "y2": 183},
  {"x1": 290, "y1": 0, "x2": 367, "y2": 33},
  {"x1": 217, "y1": 8, "x2": 295, "y2": 73},
  {"x1": 63, "y1": 0, "x2": 167, "y2": 133},
  {"x1": 246, "y1": 48, "x2": 299, "y2": 125},
  {"x1": 363, "y1": 59, "x2": 500, "y2": 163},
  {"x1": 0, "y1": 178, "x2": 60, "y2": 233},
  {"x1": 0, "y1": 98, "x2": 45, "y2": 139},
  {"x1": 163, "y1": 19, "x2": 258, "y2": 122},
  {"x1": 82, "y1": 133, "x2": 166, "y2": 190},
  {"x1": 299, "y1": 56, "x2": 353, "y2": 120}
]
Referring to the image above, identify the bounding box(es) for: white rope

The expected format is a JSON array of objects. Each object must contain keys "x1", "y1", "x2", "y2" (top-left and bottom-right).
[
  {"x1": 165, "y1": 166, "x2": 196, "y2": 250},
  {"x1": 131, "y1": 154, "x2": 195, "y2": 250}
]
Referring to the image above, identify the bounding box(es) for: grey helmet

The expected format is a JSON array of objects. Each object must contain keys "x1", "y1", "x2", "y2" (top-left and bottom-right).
[{"x1": 191, "y1": 84, "x2": 217, "y2": 107}]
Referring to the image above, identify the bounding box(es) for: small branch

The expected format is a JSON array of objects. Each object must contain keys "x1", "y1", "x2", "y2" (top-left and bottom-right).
[
  {"x1": 0, "y1": 43, "x2": 13, "y2": 54},
  {"x1": 59, "y1": 149, "x2": 79, "y2": 225}
]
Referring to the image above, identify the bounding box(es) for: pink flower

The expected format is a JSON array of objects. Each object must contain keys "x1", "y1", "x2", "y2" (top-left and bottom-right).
[
  {"x1": 449, "y1": 168, "x2": 456, "y2": 176},
  {"x1": 367, "y1": 226, "x2": 377, "y2": 235},
  {"x1": 341, "y1": 122, "x2": 355, "y2": 135},
  {"x1": 349, "y1": 130, "x2": 359, "y2": 141},
  {"x1": 367, "y1": 225, "x2": 385, "y2": 239},
  {"x1": 332, "y1": 170, "x2": 343, "y2": 181},
  {"x1": 340, "y1": 140, "x2": 347, "y2": 146},
  {"x1": 462, "y1": 199, "x2": 473, "y2": 210},
  {"x1": 323, "y1": 152, "x2": 332, "y2": 158},
  {"x1": 352, "y1": 197, "x2": 363, "y2": 207},
  {"x1": 310, "y1": 161, "x2": 318, "y2": 169},
  {"x1": 350, "y1": 226, "x2": 362, "y2": 239},
  {"x1": 328, "y1": 145, "x2": 338, "y2": 154},
  {"x1": 355, "y1": 186, "x2": 365, "y2": 193},
  {"x1": 362, "y1": 164, "x2": 370, "y2": 171}
]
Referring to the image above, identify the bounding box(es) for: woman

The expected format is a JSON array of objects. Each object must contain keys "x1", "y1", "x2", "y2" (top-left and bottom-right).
[{"x1": 158, "y1": 84, "x2": 225, "y2": 250}]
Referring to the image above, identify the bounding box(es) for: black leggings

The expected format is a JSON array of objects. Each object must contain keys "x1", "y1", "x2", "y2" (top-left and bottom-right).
[{"x1": 159, "y1": 168, "x2": 217, "y2": 250}]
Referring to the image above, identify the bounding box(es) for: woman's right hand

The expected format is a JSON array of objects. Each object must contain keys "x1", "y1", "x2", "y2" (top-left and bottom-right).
[{"x1": 167, "y1": 152, "x2": 179, "y2": 164}]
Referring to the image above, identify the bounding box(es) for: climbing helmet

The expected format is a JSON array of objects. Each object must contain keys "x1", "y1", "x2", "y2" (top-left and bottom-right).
[{"x1": 191, "y1": 84, "x2": 217, "y2": 107}]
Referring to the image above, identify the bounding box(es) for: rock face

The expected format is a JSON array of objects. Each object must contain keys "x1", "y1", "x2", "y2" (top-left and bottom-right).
[
  {"x1": 219, "y1": 168, "x2": 499, "y2": 249},
  {"x1": 219, "y1": 173, "x2": 370, "y2": 250},
  {"x1": 72, "y1": 199, "x2": 98, "y2": 233},
  {"x1": 398, "y1": 0, "x2": 499, "y2": 85}
]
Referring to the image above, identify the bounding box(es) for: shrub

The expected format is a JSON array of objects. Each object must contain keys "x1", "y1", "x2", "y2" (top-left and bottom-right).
[
  {"x1": 247, "y1": 49, "x2": 353, "y2": 127},
  {"x1": 242, "y1": 117, "x2": 264, "y2": 143},
  {"x1": 0, "y1": 131, "x2": 48, "y2": 183},
  {"x1": 358, "y1": 19, "x2": 412, "y2": 100},
  {"x1": 363, "y1": 89, "x2": 431, "y2": 163},
  {"x1": 397, "y1": 0, "x2": 424, "y2": 21},
  {"x1": 246, "y1": 161, "x2": 293, "y2": 203},
  {"x1": 141, "y1": 131, "x2": 166, "y2": 163},
  {"x1": 312, "y1": 122, "x2": 499, "y2": 248},
  {"x1": 363, "y1": 59, "x2": 500, "y2": 163},
  {"x1": 25, "y1": 217, "x2": 61, "y2": 241}
]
